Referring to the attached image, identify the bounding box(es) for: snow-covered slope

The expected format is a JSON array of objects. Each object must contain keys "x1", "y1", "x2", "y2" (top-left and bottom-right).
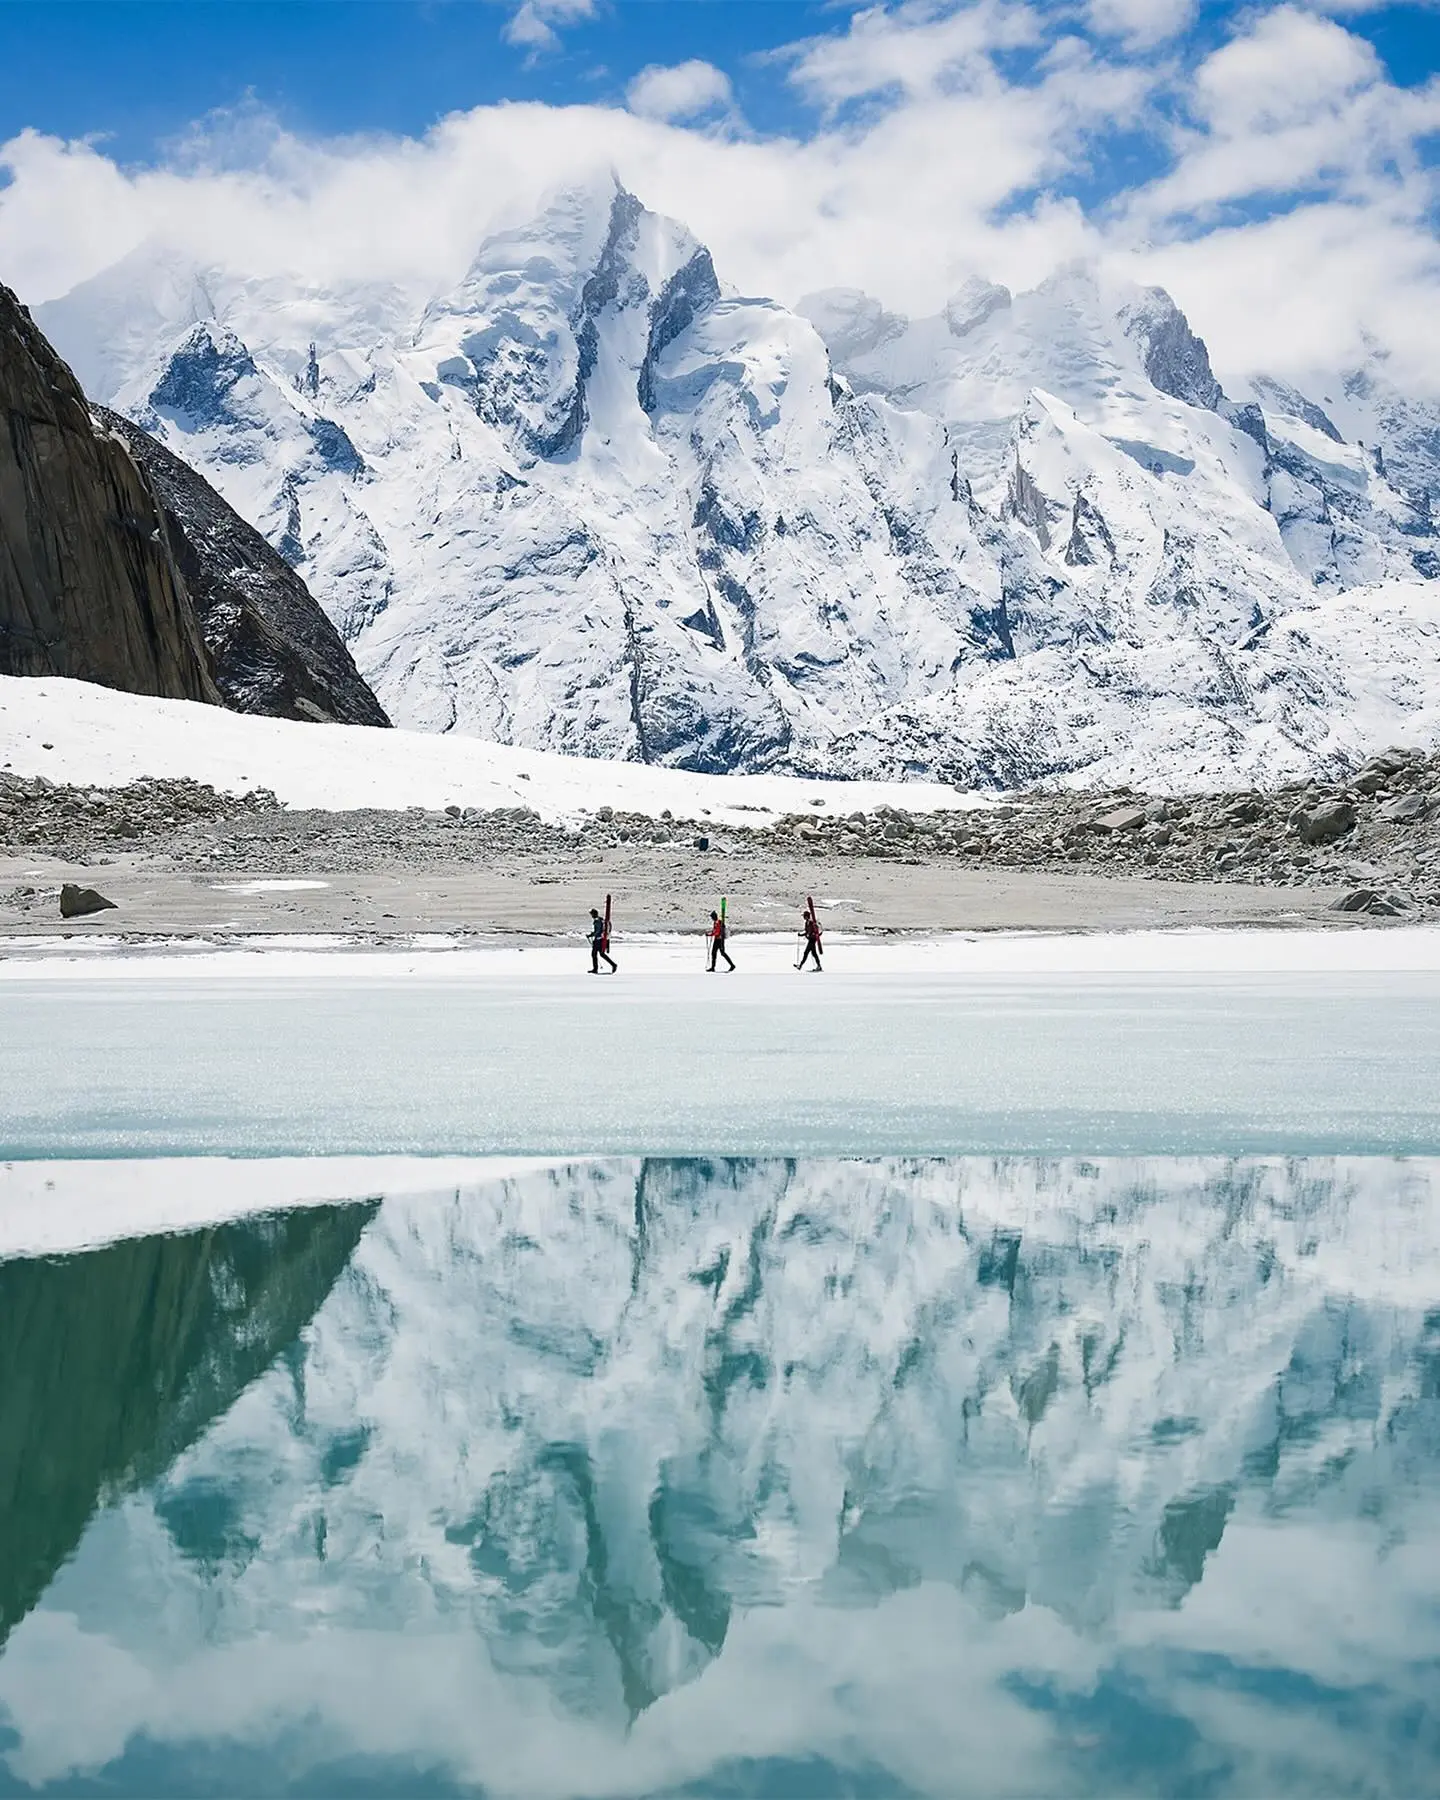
[
  {"x1": 0, "y1": 674, "x2": 985, "y2": 823},
  {"x1": 35, "y1": 183, "x2": 1440, "y2": 788}
]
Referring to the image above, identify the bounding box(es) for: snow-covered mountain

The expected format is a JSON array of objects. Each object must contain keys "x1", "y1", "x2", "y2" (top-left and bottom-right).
[
  {"x1": 35, "y1": 180, "x2": 1440, "y2": 787},
  {"x1": 6, "y1": 1156, "x2": 1438, "y2": 1795}
]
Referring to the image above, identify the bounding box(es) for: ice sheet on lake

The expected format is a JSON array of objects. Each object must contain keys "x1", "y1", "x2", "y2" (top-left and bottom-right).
[
  {"x1": 3, "y1": 932, "x2": 1440, "y2": 1157},
  {"x1": 0, "y1": 1156, "x2": 557, "y2": 1259}
]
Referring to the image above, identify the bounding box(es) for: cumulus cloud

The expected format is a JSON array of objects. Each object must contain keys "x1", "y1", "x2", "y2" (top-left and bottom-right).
[
  {"x1": 626, "y1": 60, "x2": 733, "y2": 123},
  {"x1": 778, "y1": 0, "x2": 1041, "y2": 109},
  {"x1": 0, "y1": 1, "x2": 1435, "y2": 395},
  {"x1": 1087, "y1": 0, "x2": 1196, "y2": 50},
  {"x1": 502, "y1": 0, "x2": 595, "y2": 53},
  {"x1": 1125, "y1": 7, "x2": 1434, "y2": 220}
]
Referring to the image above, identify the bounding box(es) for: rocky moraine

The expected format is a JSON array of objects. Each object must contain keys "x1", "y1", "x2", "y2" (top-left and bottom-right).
[{"x1": 2, "y1": 746, "x2": 1436, "y2": 930}]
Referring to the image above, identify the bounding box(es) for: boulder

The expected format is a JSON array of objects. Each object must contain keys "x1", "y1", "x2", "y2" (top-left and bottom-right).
[
  {"x1": 1333, "y1": 889, "x2": 1407, "y2": 917},
  {"x1": 59, "y1": 883, "x2": 117, "y2": 919},
  {"x1": 1298, "y1": 799, "x2": 1356, "y2": 844},
  {"x1": 1096, "y1": 806, "x2": 1147, "y2": 833},
  {"x1": 1378, "y1": 792, "x2": 1426, "y2": 823}
]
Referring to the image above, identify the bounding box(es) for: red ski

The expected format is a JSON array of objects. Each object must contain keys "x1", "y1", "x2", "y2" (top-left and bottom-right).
[{"x1": 602, "y1": 893, "x2": 612, "y2": 954}]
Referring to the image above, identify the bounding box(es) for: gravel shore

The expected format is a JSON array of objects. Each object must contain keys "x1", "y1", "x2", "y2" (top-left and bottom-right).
[{"x1": 2, "y1": 748, "x2": 1436, "y2": 941}]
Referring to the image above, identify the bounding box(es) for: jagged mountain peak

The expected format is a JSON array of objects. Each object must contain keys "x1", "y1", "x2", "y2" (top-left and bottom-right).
[
  {"x1": 1249, "y1": 373, "x2": 1345, "y2": 444},
  {"x1": 796, "y1": 287, "x2": 909, "y2": 364},
  {"x1": 943, "y1": 276, "x2": 1012, "y2": 339},
  {"x1": 145, "y1": 319, "x2": 259, "y2": 425},
  {"x1": 413, "y1": 179, "x2": 720, "y2": 464},
  {"x1": 31, "y1": 187, "x2": 1440, "y2": 785},
  {"x1": 1116, "y1": 285, "x2": 1224, "y2": 412}
]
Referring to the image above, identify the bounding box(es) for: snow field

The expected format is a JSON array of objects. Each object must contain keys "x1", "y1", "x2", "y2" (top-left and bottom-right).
[{"x1": 0, "y1": 676, "x2": 988, "y2": 825}]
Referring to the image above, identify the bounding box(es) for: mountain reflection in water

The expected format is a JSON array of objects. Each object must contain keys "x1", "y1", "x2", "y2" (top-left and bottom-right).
[{"x1": 0, "y1": 1156, "x2": 1437, "y2": 1799}]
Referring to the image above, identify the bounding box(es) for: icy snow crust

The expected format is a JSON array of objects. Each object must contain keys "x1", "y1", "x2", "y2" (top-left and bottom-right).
[
  {"x1": 36, "y1": 181, "x2": 1440, "y2": 789},
  {"x1": 4, "y1": 930, "x2": 1440, "y2": 1157}
]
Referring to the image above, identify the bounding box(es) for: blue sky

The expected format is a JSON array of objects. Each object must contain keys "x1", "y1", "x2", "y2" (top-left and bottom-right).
[
  {"x1": 0, "y1": 3, "x2": 837, "y2": 158},
  {"x1": 0, "y1": 0, "x2": 1434, "y2": 170},
  {"x1": 1, "y1": 1, "x2": 1437, "y2": 384}
]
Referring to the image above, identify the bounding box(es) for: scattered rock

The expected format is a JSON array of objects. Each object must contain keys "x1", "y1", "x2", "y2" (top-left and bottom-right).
[
  {"x1": 1378, "y1": 792, "x2": 1426, "y2": 823},
  {"x1": 2, "y1": 750, "x2": 1438, "y2": 923},
  {"x1": 1298, "y1": 799, "x2": 1357, "y2": 844},
  {"x1": 59, "y1": 883, "x2": 117, "y2": 919},
  {"x1": 1334, "y1": 889, "x2": 1408, "y2": 917}
]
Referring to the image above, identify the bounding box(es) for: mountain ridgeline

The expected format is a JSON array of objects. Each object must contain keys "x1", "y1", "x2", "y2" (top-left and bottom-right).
[
  {"x1": 0, "y1": 281, "x2": 388, "y2": 727},
  {"x1": 35, "y1": 182, "x2": 1440, "y2": 786}
]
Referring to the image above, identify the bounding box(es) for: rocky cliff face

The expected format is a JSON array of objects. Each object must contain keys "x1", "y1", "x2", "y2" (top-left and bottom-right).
[
  {"x1": 0, "y1": 281, "x2": 219, "y2": 702},
  {"x1": 97, "y1": 407, "x2": 389, "y2": 727},
  {"x1": 1, "y1": 282, "x2": 388, "y2": 729}
]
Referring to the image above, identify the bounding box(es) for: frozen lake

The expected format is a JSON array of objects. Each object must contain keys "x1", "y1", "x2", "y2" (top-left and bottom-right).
[
  {"x1": 3, "y1": 931, "x2": 1440, "y2": 1157},
  {"x1": 1, "y1": 1153, "x2": 1438, "y2": 1798},
  {"x1": 4, "y1": 934, "x2": 1438, "y2": 1793}
]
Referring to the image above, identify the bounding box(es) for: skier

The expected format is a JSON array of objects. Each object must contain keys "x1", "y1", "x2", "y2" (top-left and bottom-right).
[
  {"x1": 589, "y1": 906, "x2": 616, "y2": 974},
  {"x1": 708, "y1": 908, "x2": 735, "y2": 973},
  {"x1": 797, "y1": 903, "x2": 822, "y2": 972}
]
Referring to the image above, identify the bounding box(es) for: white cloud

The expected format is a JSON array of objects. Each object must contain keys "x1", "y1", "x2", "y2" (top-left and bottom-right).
[
  {"x1": 0, "y1": 2, "x2": 1435, "y2": 396},
  {"x1": 502, "y1": 0, "x2": 596, "y2": 53},
  {"x1": 1195, "y1": 4, "x2": 1380, "y2": 134},
  {"x1": 1087, "y1": 0, "x2": 1196, "y2": 51},
  {"x1": 626, "y1": 61, "x2": 733, "y2": 123},
  {"x1": 1125, "y1": 196, "x2": 1440, "y2": 391},
  {"x1": 1304, "y1": 0, "x2": 1440, "y2": 13},
  {"x1": 779, "y1": 0, "x2": 1042, "y2": 108}
]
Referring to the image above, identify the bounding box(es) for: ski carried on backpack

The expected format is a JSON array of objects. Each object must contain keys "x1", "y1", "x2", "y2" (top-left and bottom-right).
[
  {"x1": 602, "y1": 893, "x2": 612, "y2": 954},
  {"x1": 796, "y1": 894, "x2": 822, "y2": 967},
  {"x1": 708, "y1": 895, "x2": 727, "y2": 968}
]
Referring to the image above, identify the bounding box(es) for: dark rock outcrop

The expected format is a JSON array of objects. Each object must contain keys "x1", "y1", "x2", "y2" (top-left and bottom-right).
[
  {"x1": 0, "y1": 281, "x2": 219, "y2": 701},
  {"x1": 2, "y1": 282, "x2": 388, "y2": 729},
  {"x1": 59, "y1": 882, "x2": 116, "y2": 918},
  {"x1": 98, "y1": 407, "x2": 389, "y2": 727},
  {"x1": 1120, "y1": 288, "x2": 1224, "y2": 413}
]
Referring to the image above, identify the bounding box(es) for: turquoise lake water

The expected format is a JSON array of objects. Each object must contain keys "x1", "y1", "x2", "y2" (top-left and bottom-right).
[{"x1": 1, "y1": 1153, "x2": 1438, "y2": 1798}]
